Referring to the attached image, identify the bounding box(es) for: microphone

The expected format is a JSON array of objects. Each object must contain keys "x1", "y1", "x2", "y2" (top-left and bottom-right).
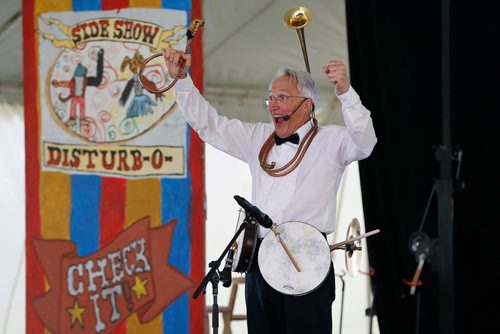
[
  {"x1": 280, "y1": 106, "x2": 300, "y2": 122},
  {"x1": 233, "y1": 195, "x2": 273, "y2": 228},
  {"x1": 278, "y1": 99, "x2": 315, "y2": 122},
  {"x1": 220, "y1": 248, "x2": 234, "y2": 288}
]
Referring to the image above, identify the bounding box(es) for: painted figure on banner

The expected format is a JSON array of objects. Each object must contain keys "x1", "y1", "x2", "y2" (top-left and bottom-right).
[
  {"x1": 51, "y1": 48, "x2": 104, "y2": 127},
  {"x1": 119, "y1": 50, "x2": 164, "y2": 118}
]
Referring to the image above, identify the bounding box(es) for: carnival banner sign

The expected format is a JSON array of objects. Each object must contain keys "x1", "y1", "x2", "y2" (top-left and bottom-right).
[{"x1": 24, "y1": 1, "x2": 205, "y2": 333}]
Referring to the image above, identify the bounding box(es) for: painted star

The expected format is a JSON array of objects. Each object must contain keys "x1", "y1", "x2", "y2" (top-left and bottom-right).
[
  {"x1": 132, "y1": 276, "x2": 149, "y2": 300},
  {"x1": 67, "y1": 299, "x2": 85, "y2": 329}
]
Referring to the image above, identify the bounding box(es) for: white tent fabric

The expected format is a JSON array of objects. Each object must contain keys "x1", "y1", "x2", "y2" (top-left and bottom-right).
[{"x1": 0, "y1": 102, "x2": 25, "y2": 334}]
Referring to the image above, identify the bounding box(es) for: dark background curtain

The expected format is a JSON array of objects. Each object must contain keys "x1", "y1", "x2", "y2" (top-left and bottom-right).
[{"x1": 345, "y1": 1, "x2": 498, "y2": 333}]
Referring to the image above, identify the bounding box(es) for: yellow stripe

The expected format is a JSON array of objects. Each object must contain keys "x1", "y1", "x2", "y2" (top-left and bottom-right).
[
  {"x1": 36, "y1": 0, "x2": 78, "y2": 237},
  {"x1": 126, "y1": 178, "x2": 162, "y2": 228},
  {"x1": 127, "y1": 313, "x2": 163, "y2": 333},
  {"x1": 39, "y1": 171, "x2": 71, "y2": 334},
  {"x1": 40, "y1": 171, "x2": 71, "y2": 239},
  {"x1": 126, "y1": 178, "x2": 163, "y2": 332},
  {"x1": 36, "y1": 0, "x2": 72, "y2": 13},
  {"x1": 129, "y1": 0, "x2": 162, "y2": 8},
  {"x1": 36, "y1": 0, "x2": 73, "y2": 239}
]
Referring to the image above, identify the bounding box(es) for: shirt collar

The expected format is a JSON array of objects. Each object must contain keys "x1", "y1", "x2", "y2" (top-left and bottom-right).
[{"x1": 294, "y1": 119, "x2": 314, "y2": 144}]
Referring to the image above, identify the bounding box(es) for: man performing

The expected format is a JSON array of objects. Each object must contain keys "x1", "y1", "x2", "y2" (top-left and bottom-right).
[{"x1": 163, "y1": 49, "x2": 377, "y2": 333}]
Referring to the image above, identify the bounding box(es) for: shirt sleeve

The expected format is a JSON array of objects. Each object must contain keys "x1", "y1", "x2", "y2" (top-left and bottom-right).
[
  {"x1": 330, "y1": 86, "x2": 377, "y2": 167},
  {"x1": 173, "y1": 75, "x2": 258, "y2": 163}
]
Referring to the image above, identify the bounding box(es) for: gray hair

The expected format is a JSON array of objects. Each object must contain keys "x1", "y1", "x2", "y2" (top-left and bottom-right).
[{"x1": 269, "y1": 67, "x2": 318, "y2": 106}]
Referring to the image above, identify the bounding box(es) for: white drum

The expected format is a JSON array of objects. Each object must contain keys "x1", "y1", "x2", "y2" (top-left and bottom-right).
[{"x1": 258, "y1": 221, "x2": 332, "y2": 296}]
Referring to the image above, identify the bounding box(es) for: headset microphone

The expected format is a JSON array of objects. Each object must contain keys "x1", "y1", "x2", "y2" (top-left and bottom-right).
[
  {"x1": 278, "y1": 99, "x2": 315, "y2": 122},
  {"x1": 280, "y1": 112, "x2": 295, "y2": 122}
]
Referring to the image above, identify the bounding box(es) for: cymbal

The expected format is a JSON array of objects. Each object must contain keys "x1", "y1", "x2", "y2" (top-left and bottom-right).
[{"x1": 345, "y1": 218, "x2": 362, "y2": 277}]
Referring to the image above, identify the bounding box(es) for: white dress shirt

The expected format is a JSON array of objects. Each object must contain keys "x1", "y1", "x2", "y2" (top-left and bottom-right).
[{"x1": 174, "y1": 76, "x2": 377, "y2": 238}]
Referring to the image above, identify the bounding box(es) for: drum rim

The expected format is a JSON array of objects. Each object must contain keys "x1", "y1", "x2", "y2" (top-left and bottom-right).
[{"x1": 232, "y1": 220, "x2": 258, "y2": 273}]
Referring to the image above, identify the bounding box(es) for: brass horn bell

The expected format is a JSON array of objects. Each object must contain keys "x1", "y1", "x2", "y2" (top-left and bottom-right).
[{"x1": 283, "y1": 6, "x2": 312, "y2": 73}]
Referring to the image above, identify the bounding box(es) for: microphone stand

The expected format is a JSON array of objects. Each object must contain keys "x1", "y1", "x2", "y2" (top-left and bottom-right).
[
  {"x1": 336, "y1": 271, "x2": 346, "y2": 334},
  {"x1": 193, "y1": 218, "x2": 250, "y2": 334}
]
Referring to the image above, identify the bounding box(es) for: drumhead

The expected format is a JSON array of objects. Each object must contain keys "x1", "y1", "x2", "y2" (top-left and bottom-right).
[{"x1": 258, "y1": 221, "x2": 331, "y2": 296}]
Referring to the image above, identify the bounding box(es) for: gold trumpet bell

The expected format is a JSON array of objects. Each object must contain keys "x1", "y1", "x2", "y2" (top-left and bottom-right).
[
  {"x1": 283, "y1": 6, "x2": 312, "y2": 29},
  {"x1": 283, "y1": 7, "x2": 313, "y2": 73}
]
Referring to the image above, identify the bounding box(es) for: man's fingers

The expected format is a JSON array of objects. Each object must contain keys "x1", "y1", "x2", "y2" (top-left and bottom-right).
[{"x1": 324, "y1": 60, "x2": 347, "y2": 74}]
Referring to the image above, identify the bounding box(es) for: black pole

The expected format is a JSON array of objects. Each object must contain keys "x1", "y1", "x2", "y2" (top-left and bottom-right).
[
  {"x1": 338, "y1": 274, "x2": 345, "y2": 334},
  {"x1": 437, "y1": 0, "x2": 455, "y2": 332},
  {"x1": 193, "y1": 219, "x2": 248, "y2": 299},
  {"x1": 193, "y1": 217, "x2": 250, "y2": 333}
]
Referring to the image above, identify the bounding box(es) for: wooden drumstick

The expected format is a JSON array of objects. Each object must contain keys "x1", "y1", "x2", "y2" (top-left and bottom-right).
[
  {"x1": 272, "y1": 226, "x2": 302, "y2": 272},
  {"x1": 329, "y1": 229, "x2": 380, "y2": 251}
]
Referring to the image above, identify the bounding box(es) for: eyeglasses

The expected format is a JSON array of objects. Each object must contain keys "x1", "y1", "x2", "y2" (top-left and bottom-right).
[{"x1": 264, "y1": 94, "x2": 307, "y2": 106}]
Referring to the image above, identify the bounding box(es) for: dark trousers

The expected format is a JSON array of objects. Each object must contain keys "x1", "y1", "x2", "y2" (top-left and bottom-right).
[{"x1": 245, "y1": 239, "x2": 336, "y2": 334}]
